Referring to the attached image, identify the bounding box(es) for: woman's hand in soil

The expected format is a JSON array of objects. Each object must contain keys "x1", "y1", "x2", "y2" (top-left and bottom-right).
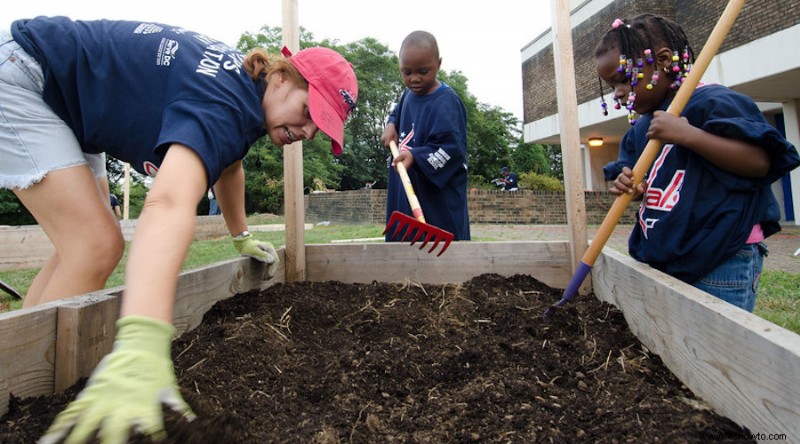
[
  {"x1": 39, "y1": 316, "x2": 195, "y2": 444},
  {"x1": 233, "y1": 233, "x2": 279, "y2": 277}
]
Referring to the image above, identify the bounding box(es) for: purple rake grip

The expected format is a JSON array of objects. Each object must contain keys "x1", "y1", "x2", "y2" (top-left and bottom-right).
[{"x1": 544, "y1": 261, "x2": 592, "y2": 315}]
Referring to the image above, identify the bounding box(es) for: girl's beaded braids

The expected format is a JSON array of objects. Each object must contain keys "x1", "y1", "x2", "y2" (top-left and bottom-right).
[{"x1": 595, "y1": 14, "x2": 695, "y2": 124}]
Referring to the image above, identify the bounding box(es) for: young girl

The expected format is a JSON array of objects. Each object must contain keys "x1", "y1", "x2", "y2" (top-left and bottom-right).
[
  {"x1": 596, "y1": 14, "x2": 799, "y2": 312},
  {"x1": 1, "y1": 16, "x2": 357, "y2": 443},
  {"x1": 381, "y1": 30, "x2": 470, "y2": 241}
]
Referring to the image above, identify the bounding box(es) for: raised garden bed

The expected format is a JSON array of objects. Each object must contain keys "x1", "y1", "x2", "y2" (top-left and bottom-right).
[{"x1": 1, "y1": 242, "x2": 797, "y2": 442}]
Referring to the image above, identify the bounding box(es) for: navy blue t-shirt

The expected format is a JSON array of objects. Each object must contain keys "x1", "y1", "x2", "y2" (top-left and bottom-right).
[
  {"x1": 12, "y1": 16, "x2": 267, "y2": 186},
  {"x1": 385, "y1": 83, "x2": 470, "y2": 241},
  {"x1": 504, "y1": 173, "x2": 519, "y2": 190},
  {"x1": 608, "y1": 84, "x2": 800, "y2": 282}
]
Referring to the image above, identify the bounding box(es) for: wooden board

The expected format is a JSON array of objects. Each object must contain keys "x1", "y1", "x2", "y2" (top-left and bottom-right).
[
  {"x1": 0, "y1": 300, "x2": 65, "y2": 415},
  {"x1": 171, "y1": 256, "x2": 285, "y2": 336},
  {"x1": 0, "y1": 226, "x2": 54, "y2": 271},
  {"x1": 306, "y1": 241, "x2": 572, "y2": 289},
  {"x1": 551, "y1": 0, "x2": 589, "y2": 280},
  {"x1": 0, "y1": 217, "x2": 231, "y2": 271},
  {"x1": 0, "y1": 255, "x2": 284, "y2": 417},
  {"x1": 592, "y1": 247, "x2": 800, "y2": 439},
  {"x1": 2, "y1": 241, "x2": 796, "y2": 442},
  {"x1": 55, "y1": 292, "x2": 121, "y2": 392}
]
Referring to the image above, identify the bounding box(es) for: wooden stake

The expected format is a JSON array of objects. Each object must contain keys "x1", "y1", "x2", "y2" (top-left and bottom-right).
[
  {"x1": 551, "y1": 0, "x2": 590, "y2": 292},
  {"x1": 282, "y1": 0, "x2": 306, "y2": 282}
]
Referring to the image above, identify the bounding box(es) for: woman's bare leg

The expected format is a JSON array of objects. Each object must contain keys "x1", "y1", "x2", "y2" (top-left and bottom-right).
[{"x1": 15, "y1": 165, "x2": 124, "y2": 307}]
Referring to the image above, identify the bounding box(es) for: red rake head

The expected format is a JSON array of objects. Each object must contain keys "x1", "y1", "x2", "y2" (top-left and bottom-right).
[{"x1": 383, "y1": 211, "x2": 454, "y2": 256}]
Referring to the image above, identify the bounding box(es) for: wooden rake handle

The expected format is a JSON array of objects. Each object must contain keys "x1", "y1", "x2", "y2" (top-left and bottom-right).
[
  {"x1": 582, "y1": 0, "x2": 746, "y2": 269},
  {"x1": 389, "y1": 140, "x2": 426, "y2": 223}
]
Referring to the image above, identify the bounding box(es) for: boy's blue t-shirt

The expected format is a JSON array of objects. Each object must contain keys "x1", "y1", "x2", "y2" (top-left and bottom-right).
[
  {"x1": 11, "y1": 16, "x2": 266, "y2": 186},
  {"x1": 610, "y1": 84, "x2": 800, "y2": 282},
  {"x1": 385, "y1": 83, "x2": 470, "y2": 240}
]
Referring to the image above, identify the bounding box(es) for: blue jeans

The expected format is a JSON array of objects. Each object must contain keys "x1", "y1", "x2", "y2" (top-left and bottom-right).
[
  {"x1": 208, "y1": 198, "x2": 221, "y2": 215},
  {"x1": 692, "y1": 242, "x2": 766, "y2": 312}
]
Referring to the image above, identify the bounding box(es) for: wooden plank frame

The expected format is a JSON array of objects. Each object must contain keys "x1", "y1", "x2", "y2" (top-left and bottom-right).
[
  {"x1": 1, "y1": 242, "x2": 797, "y2": 444},
  {"x1": 593, "y1": 248, "x2": 799, "y2": 439},
  {"x1": 0, "y1": 253, "x2": 285, "y2": 415}
]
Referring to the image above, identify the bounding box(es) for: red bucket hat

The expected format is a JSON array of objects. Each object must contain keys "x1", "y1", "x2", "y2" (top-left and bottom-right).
[{"x1": 283, "y1": 46, "x2": 358, "y2": 155}]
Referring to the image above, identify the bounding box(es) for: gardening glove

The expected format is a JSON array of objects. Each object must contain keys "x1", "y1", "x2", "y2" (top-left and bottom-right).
[
  {"x1": 233, "y1": 231, "x2": 279, "y2": 278},
  {"x1": 39, "y1": 316, "x2": 194, "y2": 444}
]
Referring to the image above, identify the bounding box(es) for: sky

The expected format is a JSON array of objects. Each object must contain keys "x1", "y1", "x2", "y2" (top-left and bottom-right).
[{"x1": 2, "y1": 0, "x2": 553, "y2": 120}]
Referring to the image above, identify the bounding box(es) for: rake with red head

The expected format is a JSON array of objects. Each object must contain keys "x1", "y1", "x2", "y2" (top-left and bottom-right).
[{"x1": 383, "y1": 141, "x2": 454, "y2": 256}]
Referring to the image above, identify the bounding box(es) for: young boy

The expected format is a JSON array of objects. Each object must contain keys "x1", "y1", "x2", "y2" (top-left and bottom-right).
[{"x1": 381, "y1": 30, "x2": 470, "y2": 241}]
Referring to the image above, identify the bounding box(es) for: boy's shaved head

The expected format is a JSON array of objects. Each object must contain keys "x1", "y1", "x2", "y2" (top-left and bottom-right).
[{"x1": 400, "y1": 30, "x2": 440, "y2": 59}]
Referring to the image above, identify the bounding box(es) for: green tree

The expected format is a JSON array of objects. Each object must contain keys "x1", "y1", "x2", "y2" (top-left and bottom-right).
[
  {"x1": 0, "y1": 190, "x2": 35, "y2": 225},
  {"x1": 438, "y1": 71, "x2": 521, "y2": 187},
  {"x1": 231, "y1": 26, "x2": 531, "y2": 213},
  {"x1": 105, "y1": 155, "x2": 152, "y2": 218},
  {"x1": 511, "y1": 140, "x2": 551, "y2": 176},
  {"x1": 335, "y1": 38, "x2": 402, "y2": 190},
  {"x1": 547, "y1": 144, "x2": 564, "y2": 180}
]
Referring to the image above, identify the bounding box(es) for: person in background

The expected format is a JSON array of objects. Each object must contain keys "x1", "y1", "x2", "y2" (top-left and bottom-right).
[
  {"x1": 109, "y1": 193, "x2": 122, "y2": 219},
  {"x1": 381, "y1": 30, "x2": 470, "y2": 241},
  {"x1": 498, "y1": 166, "x2": 519, "y2": 191},
  {"x1": 1, "y1": 16, "x2": 357, "y2": 443},
  {"x1": 596, "y1": 13, "x2": 799, "y2": 312},
  {"x1": 207, "y1": 187, "x2": 221, "y2": 215}
]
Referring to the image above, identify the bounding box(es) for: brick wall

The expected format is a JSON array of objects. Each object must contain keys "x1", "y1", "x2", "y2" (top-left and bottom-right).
[
  {"x1": 304, "y1": 190, "x2": 638, "y2": 225},
  {"x1": 523, "y1": 0, "x2": 800, "y2": 124}
]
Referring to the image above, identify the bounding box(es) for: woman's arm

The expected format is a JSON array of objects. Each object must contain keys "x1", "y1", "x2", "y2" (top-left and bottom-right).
[
  {"x1": 214, "y1": 159, "x2": 279, "y2": 265},
  {"x1": 214, "y1": 160, "x2": 248, "y2": 237},
  {"x1": 120, "y1": 144, "x2": 207, "y2": 322}
]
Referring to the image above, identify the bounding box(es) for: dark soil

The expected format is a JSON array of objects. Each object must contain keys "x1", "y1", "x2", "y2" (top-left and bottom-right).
[{"x1": 1, "y1": 274, "x2": 753, "y2": 443}]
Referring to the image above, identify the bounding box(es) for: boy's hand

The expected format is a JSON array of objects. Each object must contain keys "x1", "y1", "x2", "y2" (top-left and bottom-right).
[
  {"x1": 380, "y1": 124, "x2": 398, "y2": 148},
  {"x1": 391, "y1": 150, "x2": 415, "y2": 171},
  {"x1": 40, "y1": 316, "x2": 194, "y2": 444}
]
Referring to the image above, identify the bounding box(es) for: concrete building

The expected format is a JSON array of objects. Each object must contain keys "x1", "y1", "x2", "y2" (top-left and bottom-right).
[{"x1": 521, "y1": 0, "x2": 800, "y2": 224}]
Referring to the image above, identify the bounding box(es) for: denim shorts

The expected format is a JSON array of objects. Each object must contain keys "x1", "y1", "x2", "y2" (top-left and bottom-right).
[
  {"x1": 0, "y1": 28, "x2": 105, "y2": 190},
  {"x1": 692, "y1": 242, "x2": 766, "y2": 312}
]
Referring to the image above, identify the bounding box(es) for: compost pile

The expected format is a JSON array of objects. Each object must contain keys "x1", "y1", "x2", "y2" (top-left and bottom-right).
[{"x1": 2, "y1": 274, "x2": 752, "y2": 443}]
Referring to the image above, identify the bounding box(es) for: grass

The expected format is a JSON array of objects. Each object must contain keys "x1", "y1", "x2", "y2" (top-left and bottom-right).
[
  {"x1": 754, "y1": 270, "x2": 800, "y2": 333},
  {"x1": 0, "y1": 222, "x2": 386, "y2": 313},
  {"x1": 1, "y1": 220, "x2": 798, "y2": 335}
]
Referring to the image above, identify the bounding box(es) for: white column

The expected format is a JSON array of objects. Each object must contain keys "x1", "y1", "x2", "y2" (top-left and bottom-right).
[{"x1": 783, "y1": 100, "x2": 800, "y2": 226}]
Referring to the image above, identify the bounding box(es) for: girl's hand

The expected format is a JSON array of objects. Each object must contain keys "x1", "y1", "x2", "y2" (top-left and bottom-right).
[
  {"x1": 647, "y1": 111, "x2": 692, "y2": 144},
  {"x1": 609, "y1": 167, "x2": 645, "y2": 198}
]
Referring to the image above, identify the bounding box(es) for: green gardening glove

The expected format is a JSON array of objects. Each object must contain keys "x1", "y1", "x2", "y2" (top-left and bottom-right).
[
  {"x1": 39, "y1": 316, "x2": 194, "y2": 444},
  {"x1": 233, "y1": 232, "x2": 279, "y2": 277}
]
